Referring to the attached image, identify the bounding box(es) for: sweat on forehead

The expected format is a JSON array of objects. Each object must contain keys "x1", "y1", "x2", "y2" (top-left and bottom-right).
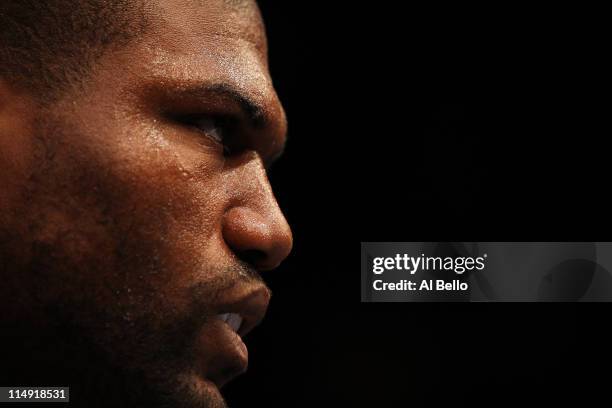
[{"x1": 153, "y1": 0, "x2": 267, "y2": 52}]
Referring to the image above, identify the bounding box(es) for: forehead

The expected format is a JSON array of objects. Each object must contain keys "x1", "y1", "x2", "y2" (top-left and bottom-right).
[
  {"x1": 152, "y1": 0, "x2": 267, "y2": 56},
  {"x1": 138, "y1": 0, "x2": 274, "y2": 107}
]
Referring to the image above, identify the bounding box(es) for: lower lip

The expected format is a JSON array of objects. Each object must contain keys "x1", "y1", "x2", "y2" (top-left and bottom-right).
[
  {"x1": 196, "y1": 319, "x2": 249, "y2": 388},
  {"x1": 225, "y1": 327, "x2": 248, "y2": 366}
]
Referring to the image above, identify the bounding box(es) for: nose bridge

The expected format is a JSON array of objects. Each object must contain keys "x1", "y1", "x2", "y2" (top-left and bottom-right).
[
  {"x1": 227, "y1": 152, "x2": 277, "y2": 210},
  {"x1": 222, "y1": 152, "x2": 292, "y2": 270}
]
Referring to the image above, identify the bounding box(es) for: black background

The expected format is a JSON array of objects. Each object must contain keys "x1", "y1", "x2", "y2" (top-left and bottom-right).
[{"x1": 224, "y1": 3, "x2": 610, "y2": 407}]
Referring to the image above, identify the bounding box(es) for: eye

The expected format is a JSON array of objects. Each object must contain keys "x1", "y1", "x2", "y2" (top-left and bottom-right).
[
  {"x1": 174, "y1": 114, "x2": 233, "y2": 154},
  {"x1": 190, "y1": 116, "x2": 225, "y2": 144}
]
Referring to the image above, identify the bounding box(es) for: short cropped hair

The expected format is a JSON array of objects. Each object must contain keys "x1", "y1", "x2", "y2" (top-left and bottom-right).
[{"x1": 0, "y1": 0, "x2": 148, "y2": 98}]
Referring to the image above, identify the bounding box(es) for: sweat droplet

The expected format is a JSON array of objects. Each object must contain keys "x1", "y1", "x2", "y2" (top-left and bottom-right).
[{"x1": 180, "y1": 168, "x2": 194, "y2": 180}]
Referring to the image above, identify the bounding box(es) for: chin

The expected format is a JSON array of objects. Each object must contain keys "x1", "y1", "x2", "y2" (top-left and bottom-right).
[{"x1": 154, "y1": 372, "x2": 230, "y2": 408}]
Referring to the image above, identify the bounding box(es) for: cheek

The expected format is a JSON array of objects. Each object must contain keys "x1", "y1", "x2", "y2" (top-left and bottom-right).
[
  {"x1": 109, "y1": 120, "x2": 229, "y2": 257},
  {"x1": 99, "y1": 128, "x2": 236, "y2": 326},
  {"x1": 21, "y1": 117, "x2": 231, "y2": 321},
  {"x1": 0, "y1": 100, "x2": 36, "y2": 228},
  {"x1": 93, "y1": 121, "x2": 231, "y2": 282}
]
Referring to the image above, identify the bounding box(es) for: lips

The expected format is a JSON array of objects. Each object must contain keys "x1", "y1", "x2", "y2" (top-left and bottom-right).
[
  {"x1": 217, "y1": 312, "x2": 243, "y2": 333},
  {"x1": 196, "y1": 284, "x2": 270, "y2": 388}
]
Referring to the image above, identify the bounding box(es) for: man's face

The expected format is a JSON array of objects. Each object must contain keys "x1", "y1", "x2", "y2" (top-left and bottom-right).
[{"x1": 0, "y1": 1, "x2": 291, "y2": 406}]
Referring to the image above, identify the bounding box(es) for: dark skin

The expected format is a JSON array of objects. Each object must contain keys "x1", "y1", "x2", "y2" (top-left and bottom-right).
[{"x1": 0, "y1": 1, "x2": 291, "y2": 407}]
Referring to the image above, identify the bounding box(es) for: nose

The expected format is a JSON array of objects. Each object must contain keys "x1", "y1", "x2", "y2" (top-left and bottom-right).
[{"x1": 222, "y1": 157, "x2": 293, "y2": 271}]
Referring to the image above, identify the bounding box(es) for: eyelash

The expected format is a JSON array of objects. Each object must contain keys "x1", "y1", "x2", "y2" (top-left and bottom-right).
[
  {"x1": 192, "y1": 117, "x2": 224, "y2": 142},
  {"x1": 176, "y1": 114, "x2": 232, "y2": 155}
]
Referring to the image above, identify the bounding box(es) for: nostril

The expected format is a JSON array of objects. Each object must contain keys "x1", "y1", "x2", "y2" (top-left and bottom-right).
[{"x1": 239, "y1": 249, "x2": 268, "y2": 269}]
